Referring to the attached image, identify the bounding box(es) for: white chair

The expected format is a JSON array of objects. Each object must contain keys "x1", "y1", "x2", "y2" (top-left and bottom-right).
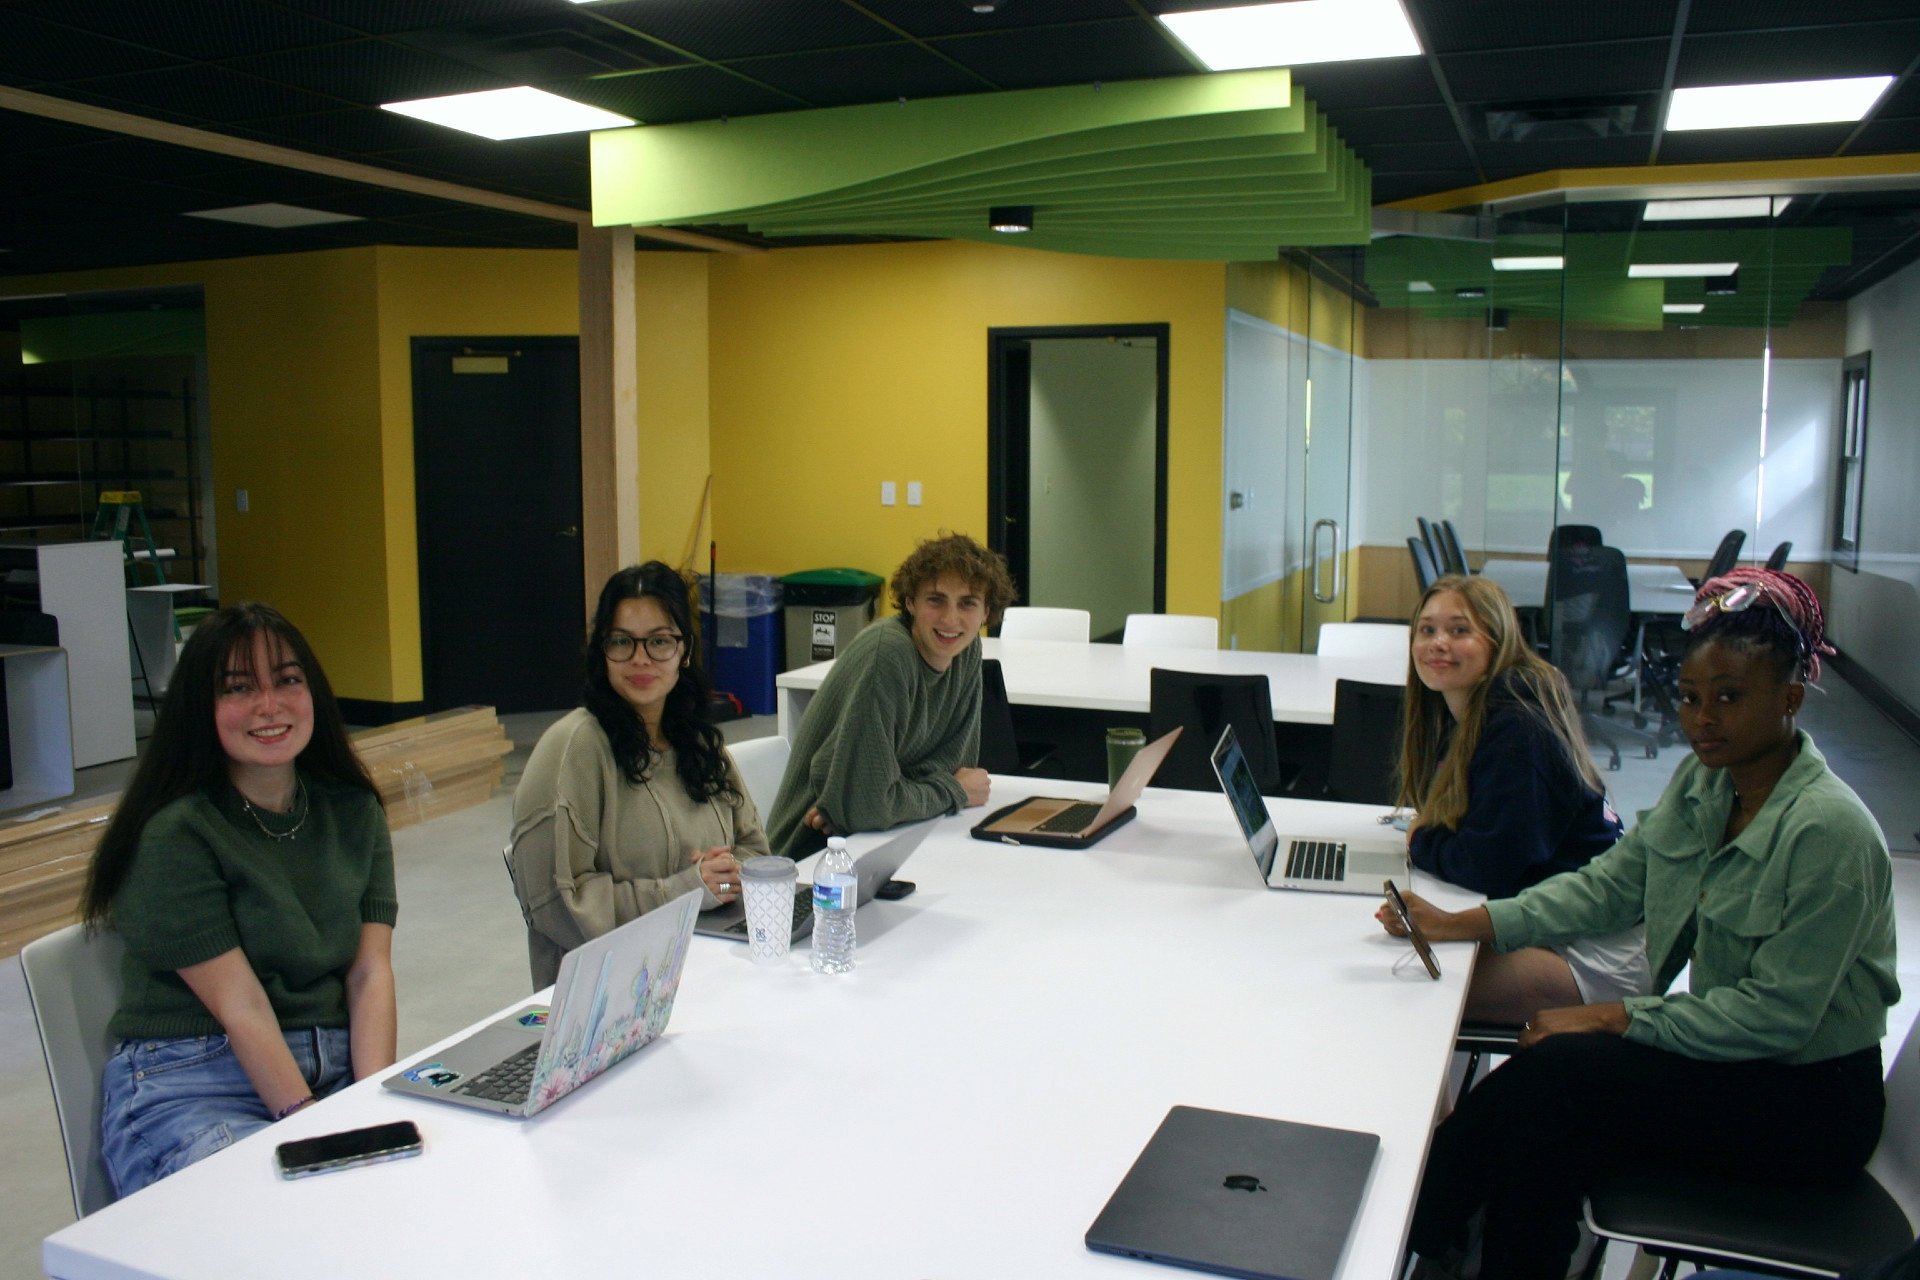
[
  {"x1": 997, "y1": 607, "x2": 1091, "y2": 643},
  {"x1": 1316, "y1": 622, "x2": 1410, "y2": 664},
  {"x1": 1122, "y1": 613, "x2": 1217, "y2": 649},
  {"x1": 21, "y1": 921, "x2": 127, "y2": 1218},
  {"x1": 727, "y1": 734, "x2": 791, "y2": 822}
]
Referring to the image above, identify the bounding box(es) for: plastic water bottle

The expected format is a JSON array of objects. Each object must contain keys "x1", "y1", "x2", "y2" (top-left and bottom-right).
[{"x1": 810, "y1": 837, "x2": 857, "y2": 974}]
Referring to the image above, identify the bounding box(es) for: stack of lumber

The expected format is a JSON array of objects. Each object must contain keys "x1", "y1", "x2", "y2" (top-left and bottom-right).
[{"x1": 0, "y1": 705, "x2": 510, "y2": 957}]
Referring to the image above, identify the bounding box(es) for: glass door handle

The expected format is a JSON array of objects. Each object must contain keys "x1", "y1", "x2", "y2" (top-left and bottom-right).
[{"x1": 1311, "y1": 518, "x2": 1343, "y2": 604}]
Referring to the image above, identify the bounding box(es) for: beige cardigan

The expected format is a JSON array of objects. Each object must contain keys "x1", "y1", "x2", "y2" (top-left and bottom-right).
[{"x1": 509, "y1": 708, "x2": 771, "y2": 987}]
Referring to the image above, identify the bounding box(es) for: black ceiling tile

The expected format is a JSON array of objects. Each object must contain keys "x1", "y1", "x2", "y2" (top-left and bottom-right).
[
  {"x1": 555, "y1": 66, "x2": 807, "y2": 124},
  {"x1": 23, "y1": 135, "x2": 253, "y2": 181},
  {"x1": 1370, "y1": 171, "x2": 1486, "y2": 203},
  {"x1": 1289, "y1": 60, "x2": 1443, "y2": 111},
  {"x1": 1656, "y1": 122, "x2": 1855, "y2": 162},
  {"x1": 1442, "y1": 40, "x2": 1670, "y2": 103},
  {"x1": 584, "y1": 0, "x2": 895, "y2": 61},
  {"x1": 226, "y1": 107, "x2": 460, "y2": 156},
  {"x1": 936, "y1": 21, "x2": 1192, "y2": 90},
  {"x1": 860, "y1": 0, "x2": 1136, "y2": 40},
  {"x1": 219, "y1": 40, "x2": 510, "y2": 107},
  {"x1": 63, "y1": 65, "x2": 349, "y2": 124},
  {"x1": 390, "y1": 11, "x2": 689, "y2": 84},
  {"x1": 0, "y1": 111, "x2": 116, "y2": 155},
  {"x1": 732, "y1": 43, "x2": 991, "y2": 107},
  {"x1": 1875, "y1": 78, "x2": 1920, "y2": 119},
  {"x1": 0, "y1": 10, "x2": 187, "y2": 83},
  {"x1": 1846, "y1": 117, "x2": 1920, "y2": 154},
  {"x1": 166, "y1": 165, "x2": 390, "y2": 208},
  {"x1": 483, "y1": 168, "x2": 592, "y2": 204},
  {"x1": 1326, "y1": 104, "x2": 1469, "y2": 148},
  {"x1": 366, "y1": 134, "x2": 591, "y2": 177},
  {"x1": 11, "y1": 0, "x2": 356, "y2": 61},
  {"x1": 1478, "y1": 134, "x2": 1656, "y2": 170},
  {"x1": 1686, "y1": 0, "x2": 1920, "y2": 35},
  {"x1": 269, "y1": 1, "x2": 561, "y2": 38},
  {"x1": 1359, "y1": 140, "x2": 1479, "y2": 173},
  {"x1": 1409, "y1": 0, "x2": 1679, "y2": 55},
  {"x1": 1675, "y1": 24, "x2": 1920, "y2": 87}
]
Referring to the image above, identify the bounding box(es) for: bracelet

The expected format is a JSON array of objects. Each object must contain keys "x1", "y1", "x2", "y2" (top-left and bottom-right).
[{"x1": 273, "y1": 1095, "x2": 318, "y2": 1121}]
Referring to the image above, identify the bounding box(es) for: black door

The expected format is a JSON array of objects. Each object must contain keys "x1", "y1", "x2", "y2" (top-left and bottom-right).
[{"x1": 412, "y1": 337, "x2": 583, "y2": 713}]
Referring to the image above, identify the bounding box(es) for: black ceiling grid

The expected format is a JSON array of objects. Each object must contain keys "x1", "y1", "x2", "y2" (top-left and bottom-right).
[{"x1": 0, "y1": 0, "x2": 1914, "y2": 293}]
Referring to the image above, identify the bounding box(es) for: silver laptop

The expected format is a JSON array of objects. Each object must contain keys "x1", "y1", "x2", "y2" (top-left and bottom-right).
[
  {"x1": 693, "y1": 817, "x2": 936, "y2": 942},
  {"x1": 1086, "y1": 1104, "x2": 1380, "y2": 1280},
  {"x1": 1209, "y1": 725, "x2": 1409, "y2": 896},
  {"x1": 382, "y1": 889, "x2": 700, "y2": 1117}
]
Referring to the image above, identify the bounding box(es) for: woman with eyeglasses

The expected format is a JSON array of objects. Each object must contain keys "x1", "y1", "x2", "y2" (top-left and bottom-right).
[
  {"x1": 1385, "y1": 568, "x2": 1899, "y2": 1279},
  {"x1": 509, "y1": 562, "x2": 770, "y2": 988}
]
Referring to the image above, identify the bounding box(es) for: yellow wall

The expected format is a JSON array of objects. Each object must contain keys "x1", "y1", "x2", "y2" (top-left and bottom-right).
[
  {"x1": 706, "y1": 239, "x2": 1226, "y2": 617},
  {"x1": 633, "y1": 253, "x2": 714, "y2": 568}
]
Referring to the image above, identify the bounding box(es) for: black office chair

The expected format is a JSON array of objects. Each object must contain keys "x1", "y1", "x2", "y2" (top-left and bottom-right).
[
  {"x1": 1148, "y1": 669, "x2": 1283, "y2": 794},
  {"x1": 1437, "y1": 519, "x2": 1469, "y2": 576},
  {"x1": 1325, "y1": 680, "x2": 1403, "y2": 805},
  {"x1": 1699, "y1": 528, "x2": 1747, "y2": 584},
  {"x1": 1585, "y1": 1016, "x2": 1920, "y2": 1280},
  {"x1": 1407, "y1": 536, "x2": 1440, "y2": 592},
  {"x1": 1548, "y1": 542, "x2": 1658, "y2": 771},
  {"x1": 978, "y1": 659, "x2": 1058, "y2": 776},
  {"x1": 1766, "y1": 540, "x2": 1793, "y2": 571},
  {"x1": 1415, "y1": 517, "x2": 1442, "y2": 573}
]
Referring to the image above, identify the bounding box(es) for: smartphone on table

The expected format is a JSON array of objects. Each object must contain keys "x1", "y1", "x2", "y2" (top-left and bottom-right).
[
  {"x1": 1383, "y1": 879, "x2": 1442, "y2": 981},
  {"x1": 275, "y1": 1120, "x2": 423, "y2": 1179}
]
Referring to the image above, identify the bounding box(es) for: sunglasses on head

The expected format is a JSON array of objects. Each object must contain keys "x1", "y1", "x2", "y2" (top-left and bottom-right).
[{"x1": 1682, "y1": 582, "x2": 1808, "y2": 658}]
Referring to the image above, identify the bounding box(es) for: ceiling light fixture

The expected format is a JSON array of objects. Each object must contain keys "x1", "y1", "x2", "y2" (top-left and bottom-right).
[
  {"x1": 989, "y1": 205, "x2": 1034, "y2": 233},
  {"x1": 1643, "y1": 196, "x2": 1790, "y2": 221},
  {"x1": 1455, "y1": 286, "x2": 1486, "y2": 300},
  {"x1": 1705, "y1": 272, "x2": 1740, "y2": 297},
  {"x1": 1628, "y1": 261, "x2": 1739, "y2": 278},
  {"x1": 383, "y1": 87, "x2": 635, "y2": 140},
  {"x1": 1407, "y1": 280, "x2": 1435, "y2": 293},
  {"x1": 1491, "y1": 255, "x2": 1564, "y2": 271},
  {"x1": 1662, "y1": 303, "x2": 1706, "y2": 314},
  {"x1": 1158, "y1": 0, "x2": 1421, "y2": 72},
  {"x1": 1666, "y1": 76, "x2": 1894, "y2": 131},
  {"x1": 184, "y1": 203, "x2": 363, "y2": 229}
]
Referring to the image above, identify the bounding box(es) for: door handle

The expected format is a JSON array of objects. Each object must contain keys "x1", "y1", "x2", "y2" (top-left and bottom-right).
[{"x1": 1311, "y1": 518, "x2": 1343, "y2": 604}]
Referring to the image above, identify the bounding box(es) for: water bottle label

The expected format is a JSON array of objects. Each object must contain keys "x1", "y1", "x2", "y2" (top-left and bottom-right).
[{"x1": 813, "y1": 879, "x2": 849, "y2": 912}]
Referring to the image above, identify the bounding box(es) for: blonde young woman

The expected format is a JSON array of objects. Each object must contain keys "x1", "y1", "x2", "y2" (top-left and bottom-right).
[{"x1": 1392, "y1": 573, "x2": 1648, "y2": 1024}]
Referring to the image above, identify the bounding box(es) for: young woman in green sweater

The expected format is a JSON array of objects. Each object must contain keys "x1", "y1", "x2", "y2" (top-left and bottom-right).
[{"x1": 85, "y1": 604, "x2": 398, "y2": 1198}]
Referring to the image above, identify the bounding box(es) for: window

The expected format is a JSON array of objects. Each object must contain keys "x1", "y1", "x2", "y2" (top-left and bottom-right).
[{"x1": 1833, "y1": 352, "x2": 1869, "y2": 572}]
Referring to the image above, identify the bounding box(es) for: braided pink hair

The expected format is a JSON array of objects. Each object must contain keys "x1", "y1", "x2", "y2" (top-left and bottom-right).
[{"x1": 1692, "y1": 567, "x2": 1835, "y2": 680}]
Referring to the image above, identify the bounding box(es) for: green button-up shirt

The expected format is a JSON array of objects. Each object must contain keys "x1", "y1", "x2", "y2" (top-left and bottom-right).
[{"x1": 1485, "y1": 732, "x2": 1898, "y2": 1064}]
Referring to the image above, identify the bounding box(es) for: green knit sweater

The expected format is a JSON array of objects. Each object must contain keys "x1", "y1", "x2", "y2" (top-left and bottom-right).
[
  {"x1": 768, "y1": 616, "x2": 980, "y2": 858},
  {"x1": 106, "y1": 776, "x2": 399, "y2": 1038}
]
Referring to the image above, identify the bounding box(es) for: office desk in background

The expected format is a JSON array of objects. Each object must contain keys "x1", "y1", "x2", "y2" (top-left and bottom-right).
[
  {"x1": 776, "y1": 636, "x2": 1409, "y2": 741},
  {"x1": 45, "y1": 785, "x2": 1480, "y2": 1280},
  {"x1": 1478, "y1": 559, "x2": 1696, "y2": 615}
]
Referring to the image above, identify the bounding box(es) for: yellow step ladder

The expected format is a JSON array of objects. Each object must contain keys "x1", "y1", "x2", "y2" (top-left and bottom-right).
[{"x1": 90, "y1": 491, "x2": 168, "y2": 587}]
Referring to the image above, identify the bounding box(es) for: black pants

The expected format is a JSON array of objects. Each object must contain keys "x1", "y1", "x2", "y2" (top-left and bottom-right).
[{"x1": 1410, "y1": 1034, "x2": 1884, "y2": 1280}]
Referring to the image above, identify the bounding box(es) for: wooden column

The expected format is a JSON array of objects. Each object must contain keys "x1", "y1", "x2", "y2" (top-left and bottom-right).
[{"x1": 578, "y1": 225, "x2": 640, "y2": 619}]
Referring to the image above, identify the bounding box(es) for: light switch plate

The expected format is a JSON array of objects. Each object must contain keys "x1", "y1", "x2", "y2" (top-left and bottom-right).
[
  {"x1": 907, "y1": 481, "x2": 922, "y2": 506},
  {"x1": 881, "y1": 480, "x2": 897, "y2": 506}
]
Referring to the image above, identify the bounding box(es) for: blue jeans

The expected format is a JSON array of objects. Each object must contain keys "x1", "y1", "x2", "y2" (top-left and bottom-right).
[{"x1": 100, "y1": 1026, "x2": 354, "y2": 1197}]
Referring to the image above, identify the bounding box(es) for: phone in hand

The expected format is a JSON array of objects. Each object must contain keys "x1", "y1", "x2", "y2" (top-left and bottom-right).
[
  {"x1": 275, "y1": 1120, "x2": 423, "y2": 1179},
  {"x1": 1383, "y1": 880, "x2": 1441, "y2": 981}
]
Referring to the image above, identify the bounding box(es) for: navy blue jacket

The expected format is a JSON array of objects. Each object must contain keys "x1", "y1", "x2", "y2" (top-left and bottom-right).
[{"x1": 1408, "y1": 687, "x2": 1622, "y2": 898}]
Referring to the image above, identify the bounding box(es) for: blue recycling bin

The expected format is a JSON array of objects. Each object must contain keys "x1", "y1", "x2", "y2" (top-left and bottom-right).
[{"x1": 700, "y1": 574, "x2": 780, "y2": 715}]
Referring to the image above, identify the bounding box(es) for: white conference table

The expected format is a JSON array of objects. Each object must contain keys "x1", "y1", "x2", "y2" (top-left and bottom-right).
[
  {"x1": 1479, "y1": 558, "x2": 1696, "y2": 615},
  {"x1": 777, "y1": 637, "x2": 1409, "y2": 739},
  {"x1": 45, "y1": 783, "x2": 1482, "y2": 1280}
]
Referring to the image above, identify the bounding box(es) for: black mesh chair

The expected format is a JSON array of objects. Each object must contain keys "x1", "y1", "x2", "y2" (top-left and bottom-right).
[
  {"x1": 1699, "y1": 528, "x2": 1748, "y2": 584},
  {"x1": 1407, "y1": 536, "x2": 1440, "y2": 592},
  {"x1": 1548, "y1": 542, "x2": 1658, "y2": 770},
  {"x1": 1437, "y1": 519, "x2": 1469, "y2": 576},
  {"x1": 1325, "y1": 680, "x2": 1404, "y2": 805},
  {"x1": 1416, "y1": 516, "x2": 1442, "y2": 571},
  {"x1": 1148, "y1": 669, "x2": 1283, "y2": 794},
  {"x1": 978, "y1": 659, "x2": 1058, "y2": 776},
  {"x1": 1542, "y1": 524, "x2": 1605, "y2": 628},
  {"x1": 1766, "y1": 540, "x2": 1793, "y2": 571}
]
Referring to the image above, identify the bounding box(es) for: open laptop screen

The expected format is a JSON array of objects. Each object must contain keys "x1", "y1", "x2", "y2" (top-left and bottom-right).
[{"x1": 1211, "y1": 725, "x2": 1278, "y2": 879}]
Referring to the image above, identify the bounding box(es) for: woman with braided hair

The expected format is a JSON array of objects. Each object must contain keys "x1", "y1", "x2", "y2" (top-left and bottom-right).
[{"x1": 1384, "y1": 568, "x2": 1900, "y2": 1279}]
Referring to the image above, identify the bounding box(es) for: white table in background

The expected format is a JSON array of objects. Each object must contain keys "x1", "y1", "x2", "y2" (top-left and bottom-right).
[
  {"x1": 777, "y1": 636, "x2": 1408, "y2": 740},
  {"x1": 0, "y1": 643, "x2": 74, "y2": 811},
  {"x1": 1478, "y1": 558, "x2": 1696, "y2": 615},
  {"x1": 0, "y1": 540, "x2": 134, "y2": 767},
  {"x1": 44, "y1": 785, "x2": 1481, "y2": 1280},
  {"x1": 126, "y1": 584, "x2": 207, "y2": 700}
]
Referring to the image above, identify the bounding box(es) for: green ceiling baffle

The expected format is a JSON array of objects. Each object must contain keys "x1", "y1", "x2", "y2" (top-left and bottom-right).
[{"x1": 589, "y1": 70, "x2": 1371, "y2": 260}]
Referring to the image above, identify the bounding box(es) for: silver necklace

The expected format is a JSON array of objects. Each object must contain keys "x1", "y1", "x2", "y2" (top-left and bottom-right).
[{"x1": 241, "y1": 778, "x2": 308, "y2": 841}]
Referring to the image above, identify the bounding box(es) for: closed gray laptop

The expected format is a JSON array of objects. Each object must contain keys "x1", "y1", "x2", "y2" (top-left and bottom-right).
[{"x1": 1086, "y1": 1105, "x2": 1380, "y2": 1280}]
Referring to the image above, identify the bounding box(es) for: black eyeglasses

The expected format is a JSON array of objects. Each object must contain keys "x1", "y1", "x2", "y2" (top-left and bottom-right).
[{"x1": 602, "y1": 631, "x2": 684, "y2": 662}]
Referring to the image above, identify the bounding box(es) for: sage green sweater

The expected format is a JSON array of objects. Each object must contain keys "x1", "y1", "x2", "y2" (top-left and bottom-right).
[
  {"x1": 107, "y1": 777, "x2": 398, "y2": 1038},
  {"x1": 768, "y1": 616, "x2": 980, "y2": 858}
]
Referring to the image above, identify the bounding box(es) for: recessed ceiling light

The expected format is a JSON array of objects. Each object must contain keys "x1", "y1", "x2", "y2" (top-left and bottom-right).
[
  {"x1": 1455, "y1": 286, "x2": 1486, "y2": 300},
  {"x1": 184, "y1": 203, "x2": 363, "y2": 229},
  {"x1": 1705, "y1": 273, "x2": 1740, "y2": 297},
  {"x1": 1628, "y1": 262, "x2": 1740, "y2": 278},
  {"x1": 1491, "y1": 256, "x2": 1564, "y2": 271},
  {"x1": 382, "y1": 87, "x2": 635, "y2": 140},
  {"x1": 1666, "y1": 76, "x2": 1894, "y2": 131},
  {"x1": 1662, "y1": 303, "x2": 1706, "y2": 314},
  {"x1": 1158, "y1": 0, "x2": 1421, "y2": 72},
  {"x1": 1407, "y1": 280, "x2": 1435, "y2": 293},
  {"x1": 1643, "y1": 196, "x2": 1790, "y2": 221},
  {"x1": 988, "y1": 205, "x2": 1034, "y2": 233}
]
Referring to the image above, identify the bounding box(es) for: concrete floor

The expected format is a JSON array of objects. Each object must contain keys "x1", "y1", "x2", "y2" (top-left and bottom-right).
[{"x1": 3, "y1": 687, "x2": 1917, "y2": 1280}]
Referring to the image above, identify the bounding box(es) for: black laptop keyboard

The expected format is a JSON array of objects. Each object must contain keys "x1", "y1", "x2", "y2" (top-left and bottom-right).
[
  {"x1": 1034, "y1": 801, "x2": 1103, "y2": 833},
  {"x1": 725, "y1": 883, "x2": 815, "y2": 935},
  {"x1": 458, "y1": 1043, "x2": 541, "y2": 1105},
  {"x1": 1283, "y1": 839, "x2": 1348, "y2": 882}
]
